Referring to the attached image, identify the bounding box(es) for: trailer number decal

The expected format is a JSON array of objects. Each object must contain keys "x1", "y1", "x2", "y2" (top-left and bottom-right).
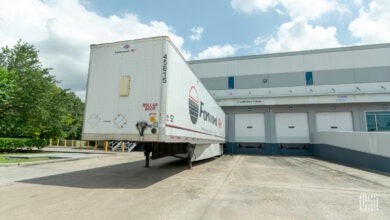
[
  {"x1": 143, "y1": 103, "x2": 158, "y2": 111},
  {"x1": 162, "y1": 54, "x2": 167, "y2": 83}
]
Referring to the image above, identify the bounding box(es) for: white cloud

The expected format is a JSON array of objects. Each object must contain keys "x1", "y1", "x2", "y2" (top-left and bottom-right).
[
  {"x1": 349, "y1": 0, "x2": 390, "y2": 44},
  {"x1": 231, "y1": 0, "x2": 276, "y2": 14},
  {"x1": 354, "y1": 0, "x2": 363, "y2": 6},
  {"x1": 189, "y1": 27, "x2": 204, "y2": 41},
  {"x1": 254, "y1": 36, "x2": 270, "y2": 46},
  {"x1": 0, "y1": 0, "x2": 186, "y2": 101},
  {"x1": 230, "y1": 0, "x2": 347, "y2": 20},
  {"x1": 264, "y1": 18, "x2": 340, "y2": 53},
  {"x1": 231, "y1": 0, "x2": 347, "y2": 53},
  {"x1": 180, "y1": 49, "x2": 192, "y2": 61},
  {"x1": 195, "y1": 44, "x2": 237, "y2": 60},
  {"x1": 275, "y1": 8, "x2": 284, "y2": 15}
]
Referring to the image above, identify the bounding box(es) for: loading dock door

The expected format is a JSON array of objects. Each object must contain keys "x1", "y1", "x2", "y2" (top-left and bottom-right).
[
  {"x1": 316, "y1": 112, "x2": 353, "y2": 132},
  {"x1": 235, "y1": 113, "x2": 265, "y2": 142},
  {"x1": 275, "y1": 113, "x2": 309, "y2": 143}
]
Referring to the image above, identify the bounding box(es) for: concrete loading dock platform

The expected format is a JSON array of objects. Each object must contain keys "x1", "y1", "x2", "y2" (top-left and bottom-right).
[{"x1": 0, "y1": 152, "x2": 389, "y2": 219}]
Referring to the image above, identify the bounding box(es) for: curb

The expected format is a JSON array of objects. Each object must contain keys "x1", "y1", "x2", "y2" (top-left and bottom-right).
[
  {"x1": 0, "y1": 154, "x2": 111, "y2": 167},
  {"x1": 42, "y1": 147, "x2": 117, "y2": 154}
]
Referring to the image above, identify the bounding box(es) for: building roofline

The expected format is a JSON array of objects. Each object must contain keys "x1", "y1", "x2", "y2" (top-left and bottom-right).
[{"x1": 188, "y1": 43, "x2": 390, "y2": 64}]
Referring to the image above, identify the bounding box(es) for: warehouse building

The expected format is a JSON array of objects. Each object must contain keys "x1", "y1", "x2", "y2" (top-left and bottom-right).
[{"x1": 188, "y1": 43, "x2": 390, "y2": 172}]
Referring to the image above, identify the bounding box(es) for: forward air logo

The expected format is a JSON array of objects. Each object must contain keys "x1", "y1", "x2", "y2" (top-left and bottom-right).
[
  {"x1": 114, "y1": 44, "x2": 136, "y2": 54},
  {"x1": 188, "y1": 86, "x2": 199, "y2": 124},
  {"x1": 188, "y1": 86, "x2": 219, "y2": 127}
]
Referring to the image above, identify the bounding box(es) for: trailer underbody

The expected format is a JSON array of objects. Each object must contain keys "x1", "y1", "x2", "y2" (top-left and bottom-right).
[{"x1": 141, "y1": 142, "x2": 222, "y2": 169}]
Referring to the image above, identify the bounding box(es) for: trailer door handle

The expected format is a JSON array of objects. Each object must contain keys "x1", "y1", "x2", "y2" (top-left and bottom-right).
[
  {"x1": 331, "y1": 126, "x2": 338, "y2": 129},
  {"x1": 246, "y1": 126, "x2": 253, "y2": 129},
  {"x1": 288, "y1": 126, "x2": 295, "y2": 128}
]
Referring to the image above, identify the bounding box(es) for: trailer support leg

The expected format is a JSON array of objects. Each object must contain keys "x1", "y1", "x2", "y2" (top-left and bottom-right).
[
  {"x1": 144, "y1": 144, "x2": 152, "y2": 168},
  {"x1": 187, "y1": 144, "x2": 194, "y2": 169},
  {"x1": 145, "y1": 151, "x2": 150, "y2": 168}
]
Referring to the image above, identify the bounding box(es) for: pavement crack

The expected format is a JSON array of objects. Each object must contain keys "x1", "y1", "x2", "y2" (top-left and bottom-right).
[{"x1": 200, "y1": 156, "x2": 241, "y2": 220}]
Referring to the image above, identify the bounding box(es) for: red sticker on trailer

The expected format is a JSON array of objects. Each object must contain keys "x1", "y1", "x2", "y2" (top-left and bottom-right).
[{"x1": 143, "y1": 103, "x2": 158, "y2": 111}]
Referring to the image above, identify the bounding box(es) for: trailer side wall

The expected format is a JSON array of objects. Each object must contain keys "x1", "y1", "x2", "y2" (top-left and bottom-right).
[{"x1": 164, "y1": 41, "x2": 225, "y2": 143}]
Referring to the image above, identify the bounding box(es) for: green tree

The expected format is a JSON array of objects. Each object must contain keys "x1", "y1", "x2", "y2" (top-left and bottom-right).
[
  {"x1": 0, "y1": 68, "x2": 17, "y2": 136},
  {"x1": 0, "y1": 40, "x2": 84, "y2": 139},
  {"x1": 0, "y1": 40, "x2": 55, "y2": 137},
  {"x1": 43, "y1": 87, "x2": 84, "y2": 139}
]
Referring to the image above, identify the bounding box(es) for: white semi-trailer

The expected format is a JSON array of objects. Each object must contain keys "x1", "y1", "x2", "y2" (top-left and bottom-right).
[{"x1": 82, "y1": 36, "x2": 225, "y2": 168}]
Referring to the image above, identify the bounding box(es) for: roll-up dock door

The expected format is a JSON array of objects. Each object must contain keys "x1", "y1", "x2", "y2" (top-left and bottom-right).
[
  {"x1": 275, "y1": 113, "x2": 310, "y2": 143},
  {"x1": 316, "y1": 112, "x2": 353, "y2": 132},
  {"x1": 234, "y1": 113, "x2": 265, "y2": 142}
]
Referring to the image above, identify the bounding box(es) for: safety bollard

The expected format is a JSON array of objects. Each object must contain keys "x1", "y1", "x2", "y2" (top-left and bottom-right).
[
  {"x1": 56, "y1": 139, "x2": 59, "y2": 147},
  {"x1": 71, "y1": 140, "x2": 74, "y2": 148},
  {"x1": 64, "y1": 140, "x2": 67, "y2": 148},
  {"x1": 94, "y1": 141, "x2": 98, "y2": 149},
  {"x1": 49, "y1": 139, "x2": 52, "y2": 147},
  {"x1": 122, "y1": 142, "x2": 125, "y2": 153}
]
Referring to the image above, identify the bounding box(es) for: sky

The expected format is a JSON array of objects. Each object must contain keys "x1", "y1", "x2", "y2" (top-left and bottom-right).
[{"x1": 1, "y1": 0, "x2": 390, "y2": 101}]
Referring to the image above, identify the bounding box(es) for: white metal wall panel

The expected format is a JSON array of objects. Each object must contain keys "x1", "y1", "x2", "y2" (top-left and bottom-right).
[
  {"x1": 312, "y1": 131, "x2": 390, "y2": 157},
  {"x1": 189, "y1": 45, "x2": 390, "y2": 77},
  {"x1": 235, "y1": 113, "x2": 265, "y2": 142},
  {"x1": 275, "y1": 113, "x2": 309, "y2": 143},
  {"x1": 316, "y1": 112, "x2": 353, "y2": 132}
]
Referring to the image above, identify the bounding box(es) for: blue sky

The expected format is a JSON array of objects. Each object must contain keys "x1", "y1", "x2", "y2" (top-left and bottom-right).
[
  {"x1": 1, "y1": 0, "x2": 390, "y2": 100},
  {"x1": 83, "y1": 0, "x2": 279, "y2": 56},
  {"x1": 82, "y1": 0, "x2": 387, "y2": 56}
]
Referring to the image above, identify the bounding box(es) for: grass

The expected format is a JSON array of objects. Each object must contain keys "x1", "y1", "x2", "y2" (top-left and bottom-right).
[{"x1": 0, "y1": 151, "x2": 57, "y2": 164}]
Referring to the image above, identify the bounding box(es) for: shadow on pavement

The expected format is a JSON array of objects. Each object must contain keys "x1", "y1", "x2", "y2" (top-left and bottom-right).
[{"x1": 18, "y1": 158, "x2": 193, "y2": 189}]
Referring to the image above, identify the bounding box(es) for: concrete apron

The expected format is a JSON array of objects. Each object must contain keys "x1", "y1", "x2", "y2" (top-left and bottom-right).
[{"x1": 225, "y1": 142, "x2": 390, "y2": 174}]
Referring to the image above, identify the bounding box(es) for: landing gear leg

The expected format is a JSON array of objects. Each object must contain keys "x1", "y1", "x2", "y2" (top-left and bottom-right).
[
  {"x1": 144, "y1": 144, "x2": 152, "y2": 168},
  {"x1": 187, "y1": 144, "x2": 194, "y2": 169}
]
